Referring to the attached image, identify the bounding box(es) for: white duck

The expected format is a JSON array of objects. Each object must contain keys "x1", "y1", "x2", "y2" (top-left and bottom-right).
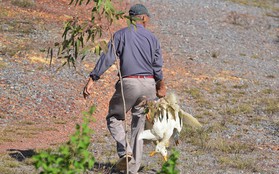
[{"x1": 139, "y1": 93, "x2": 202, "y2": 161}]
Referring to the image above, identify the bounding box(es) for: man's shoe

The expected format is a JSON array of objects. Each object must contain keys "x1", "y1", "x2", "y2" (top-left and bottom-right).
[{"x1": 115, "y1": 154, "x2": 133, "y2": 170}]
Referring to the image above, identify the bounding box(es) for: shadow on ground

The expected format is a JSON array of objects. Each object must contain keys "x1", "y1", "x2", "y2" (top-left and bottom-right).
[{"x1": 8, "y1": 149, "x2": 36, "y2": 162}]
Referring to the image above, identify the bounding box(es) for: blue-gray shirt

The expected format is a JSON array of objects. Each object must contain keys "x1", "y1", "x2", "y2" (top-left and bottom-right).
[{"x1": 90, "y1": 24, "x2": 163, "y2": 82}]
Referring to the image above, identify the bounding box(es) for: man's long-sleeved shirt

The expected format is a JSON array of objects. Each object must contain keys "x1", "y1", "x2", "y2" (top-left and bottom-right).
[{"x1": 90, "y1": 24, "x2": 163, "y2": 82}]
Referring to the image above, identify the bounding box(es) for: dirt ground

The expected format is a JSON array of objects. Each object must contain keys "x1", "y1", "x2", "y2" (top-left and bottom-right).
[{"x1": 0, "y1": 0, "x2": 278, "y2": 173}]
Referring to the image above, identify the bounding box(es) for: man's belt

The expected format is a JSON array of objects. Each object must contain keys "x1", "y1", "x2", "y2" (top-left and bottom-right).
[{"x1": 124, "y1": 75, "x2": 154, "y2": 79}]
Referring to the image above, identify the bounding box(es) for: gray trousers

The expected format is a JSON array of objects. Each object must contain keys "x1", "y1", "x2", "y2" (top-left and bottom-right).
[{"x1": 106, "y1": 78, "x2": 156, "y2": 173}]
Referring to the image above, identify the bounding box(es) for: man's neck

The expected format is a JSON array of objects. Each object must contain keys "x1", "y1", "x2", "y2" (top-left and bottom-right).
[{"x1": 136, "y1": 22, "x2": 146, "y2": 28}]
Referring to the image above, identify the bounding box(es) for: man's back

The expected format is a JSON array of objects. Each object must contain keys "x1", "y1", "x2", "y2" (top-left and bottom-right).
[{"x1": 115, "y1": 24, "x2": 163, "y2": 81}]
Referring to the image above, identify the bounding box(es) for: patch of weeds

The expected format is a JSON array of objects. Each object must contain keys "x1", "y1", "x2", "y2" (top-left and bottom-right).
[
  {"x1": 0, "y1": 154, "x2": 20, "y2": 170},
  {"x1": 195, "y1": 98, "x2": 212, "y2": 109},
  {"x1": 217, "y1": 96, "x2": 228, "y2": 103},
  {"x1": 202, "y1": 110, "x2": 214, "y2": 117},
  {"x1": 251, "y1": 54, "x2": 259, "y2": 59},
  {"x1": 266, "y1": 74, "x2": 275, "y2": 79},
  {"x1": 206, "y1": 136, "x2": 253, "y2": 153},
  {"x1": 263, "y1": 98, "x2": 279, "y2": 114},
  {"x1": 185, "y1": 88, "x2": 202, "y2": 99},
  {"x1": 262, "y1": 88, "x2": 273, "y2": 94},
  {"x1": 218, "y1": 155, "x2": 258, "y2": 171},
  {"x1": 212, "y1": 84, "x2": 233, "y2": 95},
  {"x1": 0, "y1": 125, "x2": 58, "y2": 144},
  {"x1": 209, "y1": 122, "x2": 227, "y2": 133},
  {"x1": 213, "y1": 81, "x2": 223, "y2": 86},
  {"x1": 0, "y1": 61, "x2": 7, "y2": 69},
  {"x1": 22, "y1": 157, "x2": 35, "y2": 165},
  {"x1": 232, "y1": 83, "x2": 249, "y2": 89},
  {"x1": 0, "y1": 20, "x2": 35, "y2": 34},
  {"x1": 16, "y1": 129, "x2": 38, "y2": 138},
  {"x1": 0, "y1": 166, "x2": 13, "y2": 174},
  {"x1": 13, "y1": 126, "x2": 57, "y2": 138},
  {"x1": 0, "y1": 128, "x2": 18, "y2": 143},
  {"x1": 212, "y1": 86, "x2": 225, "y2": 95},
  {"x1": 0, "y1": 47, "x2": 18, "y2": 57},
  {"x1": 231, "y1": 91, "x2": 246, "y2": 98},
  {"x1": 3, "y1": 160, "x2": 20, "y2": 168},
  {"x1": 220, "y1": 106, "x2": 239, "y2": 116},
  {"x1": 54, "y1": 120, "x2": 67, "y2": 124},
  {"x1": 266, "y1": 11, "x2": 279, "y2": 18},
  {"x1": 238, "y1": 104, "x2": 253, "y2": 114},
  {"x1": 36, "y1": 66, "x2": 45, "y2": 71},
  {"x1": 1, "y1": 41, "x2": 32, "y2": 57},
  {"x1": 219, "y1": 103, "x2": 253, "y2": 116},
  {"x1": 195, "y1": 110, "x2": 214, "y2": 120},
  {"x1": 239, "y1": 53, "x2": 246, "y2": 56},
  {"x1": 227, "y1": 0, "x2": 277, "y2": 10},
  {"x1": 184, "y1": 123, "x2": 254, "y2": 153},
  {"x1": 210, "y1": 81, "x2": 230, "y2": 95},
  {"x1": 11, "y1": 0, "x2": 35, "y2": 8},
  {"x1": 180, "y1": 126, "x2": 210, "y2": 149},
  {"x1": 211, "y1": 51, "x2": 220, "y2": 58},
  {"x1": 248, "y1": 115, "x2": 268, "y2": 124},
  {"x1": 0, "y1": 7, "x2": 9, "y2": 18},
  {"x1": 19, "y1": 121, "x2": 35, "y2": 125}
]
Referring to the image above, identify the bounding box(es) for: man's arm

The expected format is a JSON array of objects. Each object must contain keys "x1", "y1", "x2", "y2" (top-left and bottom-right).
[
  {"x1": 152, "y1": 40, "x2": 166, "y2": 98},
  {"x1": 89, "y1": 40, "x2": 119, "y2": 80},
  {"x1": 152, "y1": 44, "x2": 163, "y2": 82},
  {"x1": 83, "y1": 35, "x2": 122, "y2": 99}
]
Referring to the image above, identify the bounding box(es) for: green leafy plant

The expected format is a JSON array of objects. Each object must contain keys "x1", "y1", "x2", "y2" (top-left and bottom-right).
[
  {"x1": 48, "y1": 0, "x2": 131, "y2": 68},
  {"x1": 32, "y1": 106, "x2": 96, "y2": 174},
  {"x1": 157, "y1": 150, "x2": 180, "y2": 174}
]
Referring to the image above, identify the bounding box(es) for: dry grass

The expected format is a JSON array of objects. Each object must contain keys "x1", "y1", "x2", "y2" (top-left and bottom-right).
[
  {"x1": 180, "y1": 126, "x2": 210, "y2": 149},
  {"x1": 211, "y1": 51, "x2": 220, "y2": 58},
  {"x1": 228, "y1": 0, "x2": 279, "y2": 11},
  {"x1": 0, "y1": 20, "x2": 35, "y2": 34},
  {"x1": 232, "y1": 83, "x2": 249, "y2": 89},
  {"x1": 195, "y1": 98, "x2": 213, "y2": 109},
  {"x1": 219, "y1": 103, "x2": 253, "y2": 116},
  {"x1": 262, "y1": 98, "x2": 279, "y2": 114},
  {"x1": 0, "y1": 153, "x2": 35, "y2": 174},
  {"x1": 11, "y1": 0, "x2": 35, "y2": 8},
  {"x1": 0, "y1": 154, "x2": 20, "y2": 173},
  {"x1": 185, "y1": 88, "x2": 202, "y2": 99},
  {"x1": 218, "y1": 155, "x2": 258, "y2": 171},
  {"x1": 0, "y1": 124, "x2": 58, "y2": 144},
  {"x1": 261, "y1": 88, "x2": 273, "y2": 94},
  {"x1": 0, "y1": 60, "x2": 7, "y2": 69},
  {"x1": 206, "y1": 136, "x2": 253, "y2": 153}
]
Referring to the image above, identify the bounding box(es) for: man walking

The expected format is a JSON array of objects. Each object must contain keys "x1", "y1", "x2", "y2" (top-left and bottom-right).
[{"x1": 83, "y1": 4, "x2": 166, "y2": 173}]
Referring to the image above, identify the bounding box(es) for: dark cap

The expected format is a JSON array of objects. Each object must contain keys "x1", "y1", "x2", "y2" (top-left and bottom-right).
[{"x1": 129, "y1": 4, "x2": 150, "y2": 17}]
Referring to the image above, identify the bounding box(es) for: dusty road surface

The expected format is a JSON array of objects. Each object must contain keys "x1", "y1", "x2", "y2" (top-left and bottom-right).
[{"x1": 0, "y1": 0, "x2": 278, "y2": 173}]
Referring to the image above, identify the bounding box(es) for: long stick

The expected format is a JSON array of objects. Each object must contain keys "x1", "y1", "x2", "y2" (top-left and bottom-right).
[{"x1": 109, "y1": 29, "x2": 129, "y2": 174}]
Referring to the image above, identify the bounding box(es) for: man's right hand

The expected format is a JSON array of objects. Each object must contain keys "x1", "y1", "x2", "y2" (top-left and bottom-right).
[
  {"x1": 156, "y1": 80, "x2": 166, "y2": 98},
  {"x1": 83, "y1": 78, "x2": 94, "y2": 99}
]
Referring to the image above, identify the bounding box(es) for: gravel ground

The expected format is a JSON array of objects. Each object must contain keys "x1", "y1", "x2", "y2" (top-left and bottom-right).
[
  {"x1": 93, "y1": 0, "x2": 279, "y2": 173},
  {"x1": 0, "y1": 0, "x2": 278, "y2": 173}
]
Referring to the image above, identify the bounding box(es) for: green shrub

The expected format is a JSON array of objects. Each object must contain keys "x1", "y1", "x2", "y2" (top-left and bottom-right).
[{"x1": 157, "y1": 150, "x2": 180, "y2": 174}]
